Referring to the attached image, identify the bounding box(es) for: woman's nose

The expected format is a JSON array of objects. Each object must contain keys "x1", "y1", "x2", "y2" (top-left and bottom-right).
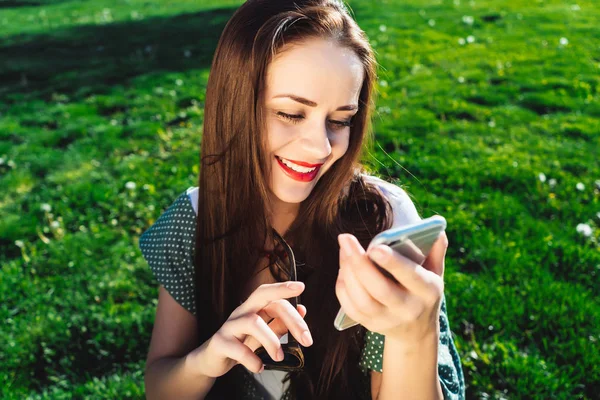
[{"x1": 299, "y1": 123, "x2": 332, "y2": 162}]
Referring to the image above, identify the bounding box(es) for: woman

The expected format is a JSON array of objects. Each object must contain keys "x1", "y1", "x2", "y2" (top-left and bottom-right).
[{"x1": 140, "y1": 0, "x2": 465, "y2": 399}]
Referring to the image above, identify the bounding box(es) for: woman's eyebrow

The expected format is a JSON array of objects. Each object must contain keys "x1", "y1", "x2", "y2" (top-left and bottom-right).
[{"x1": 273, "y1": 94, "x2": 358, "y2": 111}]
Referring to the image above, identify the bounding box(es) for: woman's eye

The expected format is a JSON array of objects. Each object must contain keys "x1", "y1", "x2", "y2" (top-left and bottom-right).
[{"x1": 276, "y1": 112, "x2": 353, "y2": 130}]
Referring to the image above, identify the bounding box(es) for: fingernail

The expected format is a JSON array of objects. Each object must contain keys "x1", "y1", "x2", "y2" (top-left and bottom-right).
[
  {"x1": 370, "y1": 245, "x2": 391, "y2": 263},
  {"x1": 338, "y1": 235, "x2": 353, "y2": 258},
  {"x1": 277, "y1": 347, "x2": 284, "y2": 361},
  {"x1": 287, "y1": 281, "x2": 304, "y2": 290},
  {"x1": 302, "y1": 330, "x2": 313, "y2": 346}
]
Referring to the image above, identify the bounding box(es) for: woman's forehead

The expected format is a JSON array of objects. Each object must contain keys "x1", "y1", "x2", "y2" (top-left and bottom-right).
[{"x1": 265, "y1": 38, "x2": 364, "y2": 108}]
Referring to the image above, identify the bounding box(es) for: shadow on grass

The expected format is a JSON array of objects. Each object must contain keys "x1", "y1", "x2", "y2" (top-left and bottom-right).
[
  {"x1": 0, "y1": 0, "x2": 70, "y2": 9},
  {"x1": 0, "y1": 5, "x2": 238, "y2": 392},
  {"x1": 0, "y1": 5, "x2": 236, "y2": 102}
]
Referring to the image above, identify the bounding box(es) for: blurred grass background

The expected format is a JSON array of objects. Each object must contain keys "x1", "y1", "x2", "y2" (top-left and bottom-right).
[{"x1": 1, "y1": 0, "x2": 599, "y2": 398}]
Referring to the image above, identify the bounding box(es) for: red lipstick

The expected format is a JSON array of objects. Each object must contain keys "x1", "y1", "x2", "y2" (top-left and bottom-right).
[{"x1": 276, "y1": 156, "x2": 322, "y2": 182}]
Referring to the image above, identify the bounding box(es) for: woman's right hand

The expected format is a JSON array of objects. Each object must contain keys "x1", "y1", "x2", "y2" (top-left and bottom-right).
[{"x1": 188, "y1": 281, "x2": 313, "y2": 378}]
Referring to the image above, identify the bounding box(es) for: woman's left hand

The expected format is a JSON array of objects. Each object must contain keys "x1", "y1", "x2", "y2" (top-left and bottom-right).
[{"x1": 335, "y1": 230, "x2": 448, "y2": 343}]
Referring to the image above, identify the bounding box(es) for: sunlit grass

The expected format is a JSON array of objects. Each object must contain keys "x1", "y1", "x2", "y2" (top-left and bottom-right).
[{"x1": 1, "y1": 0, "x2": 598, "y2": 399}]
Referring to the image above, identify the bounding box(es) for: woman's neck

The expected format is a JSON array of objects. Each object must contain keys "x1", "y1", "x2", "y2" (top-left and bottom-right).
[{"x1": 267, "y1": 191, "x2": 299, "y2": 238}]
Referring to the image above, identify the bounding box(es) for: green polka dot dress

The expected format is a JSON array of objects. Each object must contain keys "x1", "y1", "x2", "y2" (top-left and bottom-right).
[{"x1": 139, "y1": 177, "x2": 465, "y2": 399}]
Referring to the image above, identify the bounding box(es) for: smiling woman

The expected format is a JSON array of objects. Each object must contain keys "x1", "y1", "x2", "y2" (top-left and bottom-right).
[
  {"x1": 140, "y1": 1, "x2": 465, "y2": 400},
  {"x1": 264, "y1": 38, "x2": 363, "y2": 206}
]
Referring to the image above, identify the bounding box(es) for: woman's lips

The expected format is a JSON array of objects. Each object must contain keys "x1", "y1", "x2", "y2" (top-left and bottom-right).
[{"x1": 276, "y1": 156, "x2": 321, "y2": 182}]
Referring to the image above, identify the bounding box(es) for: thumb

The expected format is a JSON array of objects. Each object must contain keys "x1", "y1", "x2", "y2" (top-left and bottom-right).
[{"x1": 423, "y1": 230, "x2": 448, "y2": 278}]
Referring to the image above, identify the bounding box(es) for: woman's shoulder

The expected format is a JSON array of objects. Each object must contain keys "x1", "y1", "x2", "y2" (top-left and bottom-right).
[
  {"x1": 139, "y1": 186, "x2": 198, "y2": 257},
  {"x1": 359, "y1": 173, "x2": 422, "y2": 226},
  {"x1": 186, "y1": 186, "x2": 199, "y2": 215}
]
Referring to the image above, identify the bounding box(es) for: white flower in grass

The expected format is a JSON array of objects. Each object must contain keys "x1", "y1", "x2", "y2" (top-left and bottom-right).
[
  {"x1": 184, "y1": 49, "x2": 192, "y2": 58},
  {"x1": 41, "y1": 203, "x2": 52, "y2": 212},
  {"x1": 596, "y1": 212, "x2": 600, "y2": 220},
  {"x1": 458, "y1": 76, "x2": 465, "y2": 83},
  {"x1": 467, "y1": 35, "x2": 475, "y2": 43},
  {"x1": 595, "y1": 180, "x2": 600, "y2": 190},
  {"x1": 176, "y1": 79, "x2": 183, "y2": 86},
  {"x1": 15, "y1": 240, "x2": 25, "y2": 248},
  {"x1": 549, "y1": 178, "x2": 557, "y2": 187},
  {"x1": 576, "y1": 182, "x2": 585, "y2": 191},
  {"x1": 0, "y1": 157, "x2": 4, "y2": 165},
  {"x1": 571, "y1": 5, "x2": 581, "y2": 11},
  {"x1": 458, "y1": 38, "x2": 466, "y2": 45},
  {"x1": 538, "y1": 173, "x2": 546, "y2": 183},
  {"x1": 428, "y1": 19, "x2": 436, "y2": 27},
  {"x1": 488, "y1": 120, "x2": 496, "y2": 128},
  {"x1": 125, "y1": 181, "x2": 136, "y2": 190},
  {"x1": 51, "y1": 221, "x2": 60, "y2": 228},
  {"x1": 576, "y1": 223, "x2": 592, "y2": 237},
  {"x1": 559, "y1": 37, "x2": 569, "y2": 46},
  {"x1": 462, "y1": 15, "x2": 474, "y2": 25},
  {"x1": 379, "y1": 24, "x2": 387, "y2": 32}
]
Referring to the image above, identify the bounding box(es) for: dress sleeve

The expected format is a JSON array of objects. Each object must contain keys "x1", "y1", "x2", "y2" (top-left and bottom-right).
[
  {"x1": 358, "y1": 295, "x2": 466, "y2": 399},
  {"x1": 138, "y1": 188, "x2": 198, "y2": 315}
]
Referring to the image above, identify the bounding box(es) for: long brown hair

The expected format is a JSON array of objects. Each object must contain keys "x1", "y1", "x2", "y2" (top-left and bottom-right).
[{"x1": 193, "y1": 0, "x2": 395, "y2": 398}]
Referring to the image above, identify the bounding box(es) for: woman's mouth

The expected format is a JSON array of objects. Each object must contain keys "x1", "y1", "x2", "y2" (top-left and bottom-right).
[{"x1": 275, "y1": 155, "x2": 322, "y2": 182}]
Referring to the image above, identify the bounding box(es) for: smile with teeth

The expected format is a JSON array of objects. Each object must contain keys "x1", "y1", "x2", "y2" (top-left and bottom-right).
[{"x1": 276, "y1": 156, "x2": 317, "y2": 173}]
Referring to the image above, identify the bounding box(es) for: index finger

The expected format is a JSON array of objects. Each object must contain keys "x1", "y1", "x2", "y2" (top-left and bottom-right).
[
  {"x1": 367, "y1": 244, "x2": 435, "y2": 297},
  {"x1": 231, "y1": 281, "x2": 305, "y2": 319}
]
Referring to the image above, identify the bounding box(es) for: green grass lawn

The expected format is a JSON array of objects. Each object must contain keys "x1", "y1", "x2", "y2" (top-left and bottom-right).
[{"x1": 1, "y1": 0, "x2": 599, "y2": 398}]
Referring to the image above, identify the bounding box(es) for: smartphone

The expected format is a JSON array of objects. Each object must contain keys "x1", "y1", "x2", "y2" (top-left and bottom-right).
[{"x1": 333, "y1": 215, "x2": 447, "y2": 331}]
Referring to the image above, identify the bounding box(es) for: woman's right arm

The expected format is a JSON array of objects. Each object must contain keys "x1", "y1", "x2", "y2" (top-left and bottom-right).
[
  {"x1": 144, "y1": 286, "x2": 216, "y2": 400},
  {"x1": 145, "y1": 282, "x2": 311, "y2": 399}
]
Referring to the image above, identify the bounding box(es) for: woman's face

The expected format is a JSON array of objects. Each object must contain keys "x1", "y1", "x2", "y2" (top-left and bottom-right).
[{"x1": 263, "y1": 37, "x2": 364, "y2": 206}]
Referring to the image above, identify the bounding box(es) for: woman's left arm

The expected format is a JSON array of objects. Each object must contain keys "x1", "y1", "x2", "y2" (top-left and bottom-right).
[{"x1": 337, "y1": 230, "x2": 461, "y2": 400}]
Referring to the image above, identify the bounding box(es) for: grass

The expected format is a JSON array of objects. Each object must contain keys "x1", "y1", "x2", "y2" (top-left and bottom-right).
[{"x1": 1, "y1": 0, "x2": 599, "y2": 399}]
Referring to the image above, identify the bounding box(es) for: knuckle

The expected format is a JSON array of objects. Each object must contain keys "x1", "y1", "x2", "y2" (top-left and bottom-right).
[
  {"x1": 213, "y1": 329, "x2": 226, "y2": 341},
  {"x1": 245, "y1": 313, "x2": 263, "y2": 327},
  {"x1": 257, "y1": 283, "x2": 267, "y2": 291},
  {"x1": 269, "y1": 299, "x2": 285, "y2": 312}
]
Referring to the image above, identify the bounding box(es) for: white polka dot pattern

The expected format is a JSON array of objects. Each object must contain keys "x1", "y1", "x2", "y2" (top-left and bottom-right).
[{"x1": 139, "y1": 188, "x2": 197, "y2": 315}]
